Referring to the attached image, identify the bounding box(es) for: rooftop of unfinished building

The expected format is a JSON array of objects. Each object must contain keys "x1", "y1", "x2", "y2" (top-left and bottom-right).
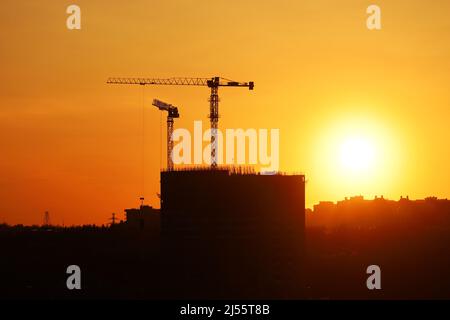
[{"x1": 161, "y1": 166, "x2": 305, "y2": 177}]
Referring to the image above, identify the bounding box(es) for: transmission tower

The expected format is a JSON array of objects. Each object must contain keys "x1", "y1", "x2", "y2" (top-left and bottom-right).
[
  {"x1": 110, "y1": 212, "x2": 117, "y2": 226},
  {"x1": 43, "y1": 211, "x2": 50, "y2": 226}
]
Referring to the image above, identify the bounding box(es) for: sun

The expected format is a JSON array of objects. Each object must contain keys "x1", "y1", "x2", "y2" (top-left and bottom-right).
[{"x1": 340, "y1": 136, "x2": 376, "y2": 172}]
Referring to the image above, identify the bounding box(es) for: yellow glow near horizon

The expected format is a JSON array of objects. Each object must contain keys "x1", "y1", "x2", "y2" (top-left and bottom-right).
[{"x1": 310, "y1": 109, "x2": 405, "y2": 204}]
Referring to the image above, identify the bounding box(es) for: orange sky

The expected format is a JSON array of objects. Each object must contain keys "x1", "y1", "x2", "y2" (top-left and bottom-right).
[{"x1": 1, "y1": 1, "x2": 450, "y2": 225}]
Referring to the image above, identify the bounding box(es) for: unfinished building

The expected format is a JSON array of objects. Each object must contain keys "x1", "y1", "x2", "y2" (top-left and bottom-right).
[{"x1": 160, "y1": 168, "x2": 305, "y2": 298}]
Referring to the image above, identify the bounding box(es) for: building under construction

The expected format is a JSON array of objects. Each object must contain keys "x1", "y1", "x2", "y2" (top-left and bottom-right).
[
  {"x1": 108, "y1": 75, "x2": 306, "y2": 297},
  {"x1": 160, "y1": 168, "x2": 306, "y2": 298}
]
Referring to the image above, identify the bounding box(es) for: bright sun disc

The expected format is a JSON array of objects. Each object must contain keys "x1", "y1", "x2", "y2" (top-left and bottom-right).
[{"x1": 340, "y1": 137, "x2": 376, "y2": 172}]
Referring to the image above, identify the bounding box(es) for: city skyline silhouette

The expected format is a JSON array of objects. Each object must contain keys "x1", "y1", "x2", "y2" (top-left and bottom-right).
[
  {"x1": 1, "y1": 0, "x2": 450, "y2": 302},
  {"x1": 1, "y1": 1, "x2": 450, "y2": 225}
]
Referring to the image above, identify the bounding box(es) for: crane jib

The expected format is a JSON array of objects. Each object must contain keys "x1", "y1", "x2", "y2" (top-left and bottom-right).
[{"x1": 107, "y1": 77, "x2": 254, "y2": 90}]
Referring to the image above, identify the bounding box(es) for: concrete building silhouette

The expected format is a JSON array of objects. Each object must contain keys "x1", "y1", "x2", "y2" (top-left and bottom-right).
[
  {"x1": 160, "y1": 168, "x2": 306, "y2": 298},
  {"x1": 308, "y1": 195, "x2": 450, "y2": 229},
  {"x1": 124, "y1": 205, "x2": 160, "y2": 233}
]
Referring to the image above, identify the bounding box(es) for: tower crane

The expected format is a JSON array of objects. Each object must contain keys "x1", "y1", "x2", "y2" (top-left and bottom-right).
[
  {"x1": 152, "y1": 99, "x2": 180, "y2": 171},
  {"x1": 107, "y1": 76, "x2": 254, "y2": 168}
]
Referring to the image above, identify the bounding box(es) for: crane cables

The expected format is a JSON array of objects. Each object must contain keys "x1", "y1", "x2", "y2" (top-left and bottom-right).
[
  {"x1": 141, "y1": 85, "x2": 145, "y2": 203},
  {"x1": 160, "y1": 107, "x2": 163, "y2": 171}
]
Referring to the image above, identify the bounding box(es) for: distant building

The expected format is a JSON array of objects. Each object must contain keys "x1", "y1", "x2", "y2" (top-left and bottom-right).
[
  {"x1": 313, "y1": 201, "x2": 335, "y2": 214},
  {"x1": 124, "y1": 205, "x2": 160, "y2": 233},
  {"x1": 308, "y1": 196, "x2": 450, "y2": 229}
]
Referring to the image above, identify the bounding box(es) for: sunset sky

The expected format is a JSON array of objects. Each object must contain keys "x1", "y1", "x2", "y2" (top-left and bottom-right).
[{"x1": 1, "y1": 0, "x2": 449, "y2": 225}]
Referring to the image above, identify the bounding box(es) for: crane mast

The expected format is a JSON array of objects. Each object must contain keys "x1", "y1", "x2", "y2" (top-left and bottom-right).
[
  {"x1": 107, "y1": 76, "x2": 254, "y2": 168},
  {"x1": 152, "y1": 99, "x2": 179, "y2": 171}
]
